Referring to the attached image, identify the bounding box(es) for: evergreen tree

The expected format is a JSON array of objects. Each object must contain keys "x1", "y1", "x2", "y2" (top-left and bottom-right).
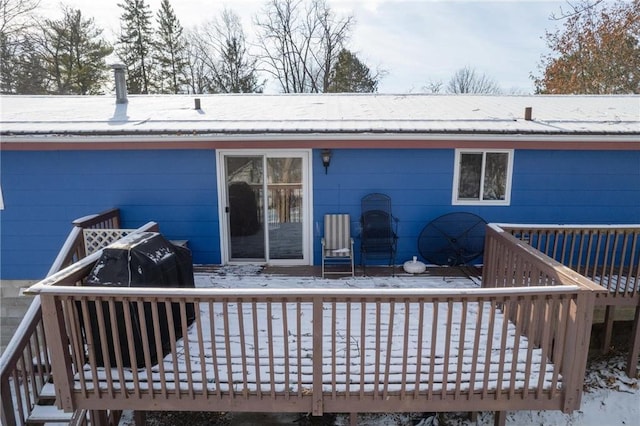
[
  {"x1": 155, "y1": 0, "x2": 188, "y2": 93},
  {"x1": 326, "y1": 48, "x2": 378, "y2": 93},
  {"x1": 216, "y1": 36, "x2": 263, "y2": 93},
  {"x1": 40, "y1": 7, "x2": 112, "y2": 95},
  {"x1": 0, "y1": 31, "x2": 19, "y2": 93},
  {"x1": 117, "y1": 0, "x2": 154, "y2": 94},
  {"x1": 12, "y1": 36, "x2": 48, "y2": 94}
]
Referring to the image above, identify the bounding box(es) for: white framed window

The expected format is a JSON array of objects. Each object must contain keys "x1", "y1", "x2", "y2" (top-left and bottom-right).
[{"x1": 452, "y1": 149, "x2": 513, "y2": 206}]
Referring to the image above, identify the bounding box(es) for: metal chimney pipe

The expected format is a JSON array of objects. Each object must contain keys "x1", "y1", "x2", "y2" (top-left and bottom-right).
[{"x1": 112, "y1": 64, "x2": 128, "y2": 104}]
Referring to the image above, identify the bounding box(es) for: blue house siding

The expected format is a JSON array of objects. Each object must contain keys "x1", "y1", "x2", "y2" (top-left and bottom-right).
[
  {"x1": 510, "y1": 150, "x2": 640, "y2": 223},
  {"x1": 0, "y1": 150, "x2": 220, "y2": 279},
  {"x1": 312, "y1": 148, "x2": 640, "y2": 266},
  {"x1": 2, "y1": 146, "x2": 638, "y2": 279}
]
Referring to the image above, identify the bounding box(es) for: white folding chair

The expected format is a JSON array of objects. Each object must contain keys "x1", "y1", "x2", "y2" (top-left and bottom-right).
[{"x1": 321, "y1": 214, "x2": 355, "y2": 278}]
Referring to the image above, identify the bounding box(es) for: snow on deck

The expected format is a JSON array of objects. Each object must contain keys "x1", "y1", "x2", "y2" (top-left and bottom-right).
[{"x1": 76, "y1": 268, "x2": 560, "y2": 394}]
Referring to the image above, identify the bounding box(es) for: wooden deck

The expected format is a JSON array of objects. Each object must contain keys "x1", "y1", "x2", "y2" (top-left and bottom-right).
[
  {"x1": 27, "y1": 224, "x2": 605, "y2": 426},
  {"x1": 3, "y1": 209, "x2": 637, "y2": 426}
]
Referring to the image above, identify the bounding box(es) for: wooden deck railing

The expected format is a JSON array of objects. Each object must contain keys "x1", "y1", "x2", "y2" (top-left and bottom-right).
[
  {"x1": 0, "y1": 208, "x2": 157, "y2": 426},
  {"x1": 33, "y1": 286, "x2": 594, "y2": 420},
  {"x1": 0, "y1": 297, "x2": 54, "y2": 426},
  {"x1": 483, "y1": 224, "x2": 608, "y2": 292},
  {"x1": 485, "y1": 224, "x2": 639, "y2": 377},
  {"x1": 247, "y1": 182, "x2": 303, "y2": 224},
  {"x1": 24, "y1": 224, "x2": 607, "y2": 426},
  {"x1": 494, "y1": 224, "x2": 640, "y2": 302}
]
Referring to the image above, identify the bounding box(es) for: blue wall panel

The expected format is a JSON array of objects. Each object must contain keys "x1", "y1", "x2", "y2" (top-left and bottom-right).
[
  {"x1": 2, "y1": 147, "x2": 638, "y2": 279},
  {"x1": 1, "y1": 150, "x2": 220, "y2": 279},
  {"x1": 312, "y1": 149, "x2": 640, "y2": 267}
]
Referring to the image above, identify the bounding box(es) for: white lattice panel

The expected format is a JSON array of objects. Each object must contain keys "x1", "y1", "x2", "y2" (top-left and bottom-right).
[{"x1": 83, "y1": 229, "x2": 135, "y2": 255}]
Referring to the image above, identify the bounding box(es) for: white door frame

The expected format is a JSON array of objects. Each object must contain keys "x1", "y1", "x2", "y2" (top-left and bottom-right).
[{"x1": 216, "y1": 149, "x2": 313, "y2": 266}]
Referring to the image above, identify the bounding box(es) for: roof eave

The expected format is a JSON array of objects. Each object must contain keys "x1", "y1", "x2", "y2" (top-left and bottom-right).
[{"x1": 1, "y1": 131, "x2": 639, "y2": 151}]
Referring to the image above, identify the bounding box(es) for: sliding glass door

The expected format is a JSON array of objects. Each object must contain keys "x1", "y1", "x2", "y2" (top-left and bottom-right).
[{"x1": 220, "y1": 151, "x2": 310, "y2": 264}]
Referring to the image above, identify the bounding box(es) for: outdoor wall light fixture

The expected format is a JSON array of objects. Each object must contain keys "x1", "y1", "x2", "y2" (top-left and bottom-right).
[{"x1": 321, "y1": 149, "x2": 332, "y2": 174}]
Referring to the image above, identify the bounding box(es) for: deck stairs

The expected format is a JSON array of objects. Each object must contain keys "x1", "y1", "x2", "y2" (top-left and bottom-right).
[
  {"x1": 26, "y1": 381, "x2": 74, "y2": 425},
  {"x1": 2, "y1": 285, "x2": 72, "y2": 425}
]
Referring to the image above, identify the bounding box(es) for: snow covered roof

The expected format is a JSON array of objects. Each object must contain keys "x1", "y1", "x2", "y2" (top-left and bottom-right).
[{"x1": 1, "y1": 93, "x2": 639, "y2": 141}]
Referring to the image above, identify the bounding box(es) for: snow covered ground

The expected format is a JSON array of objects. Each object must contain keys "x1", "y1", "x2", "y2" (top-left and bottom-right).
[
  {"x1": 116, "y1": 266, "x2": 639, "y2": 425},
  {"x1": 333, "y1": 352, "x2": 639, "y2": 425}
]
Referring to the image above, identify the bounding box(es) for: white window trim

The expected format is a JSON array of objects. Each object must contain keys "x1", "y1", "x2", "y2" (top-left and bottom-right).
[{"x1": 452, "y1": 149, "x2": 514, "y2": 206}]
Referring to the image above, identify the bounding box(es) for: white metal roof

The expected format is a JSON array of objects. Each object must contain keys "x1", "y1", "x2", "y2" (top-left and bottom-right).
[{"x1": 1, "y1": 93, "x2": 639, "y2": 139}]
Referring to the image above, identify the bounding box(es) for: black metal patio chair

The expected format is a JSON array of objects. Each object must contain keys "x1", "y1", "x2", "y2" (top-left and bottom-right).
[{"x1": 359, "y1": 193, "x2": 398, "y2": 276}]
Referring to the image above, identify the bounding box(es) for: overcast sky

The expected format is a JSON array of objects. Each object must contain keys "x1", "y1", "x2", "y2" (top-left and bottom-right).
[{"x1": 39, "y1": 0, "x2": 568, "y2": 94}]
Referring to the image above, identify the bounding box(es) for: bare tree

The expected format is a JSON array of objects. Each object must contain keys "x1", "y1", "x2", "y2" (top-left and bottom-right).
[
  {"x1": 185, "y1": 9, "x2": 262, "y2": 93},
  {"x1": 446, "y1": 66, "x2": 501, "y2": 94},
  {"x1": 0, "y1": 0, "x2": 40, "y2": 93},
  {"x1": 422, "y1": 79, "x2": 443, "y2": 94},
  {"x1": 0, "y1": 0, "x2": 39, "y2": 35},
  {"x1": 184, "y1": 29, "x2": 208, "y2": 94},
  {"x1": 550, "y1": 0, "x2": 605, "y2": 20},
  {"x1": 254, "y1": 0, "x2": 353, "y2": 93},
  {"x1": 314, "y1": 0, "x2": 353, "y2": 92}
]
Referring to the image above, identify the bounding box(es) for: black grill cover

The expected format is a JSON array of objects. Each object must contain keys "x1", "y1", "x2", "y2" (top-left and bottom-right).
[{"x1": 80, "y1": 232, "x2": 195, "y2": 368}]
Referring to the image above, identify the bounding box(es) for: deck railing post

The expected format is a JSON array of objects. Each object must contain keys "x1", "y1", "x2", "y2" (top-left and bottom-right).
[
  {"x1": 482, "y1": 226, "x2": 498, "y2": 288},
  {"x1": 628, "y1": 307, "x2": 640, "y2": 378},
  {"x1": 40, "y1": 295, "x2": 76, "y2": 411},
  {"x1": 562, "y1": 289, "x2": 596, "y2": 413},
  {"x1": 0, "y1": 373, "x2": 17, "y2": 426},
  {"x1": 312, "y1": 296, "x2": 324, "y2": 416}
]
